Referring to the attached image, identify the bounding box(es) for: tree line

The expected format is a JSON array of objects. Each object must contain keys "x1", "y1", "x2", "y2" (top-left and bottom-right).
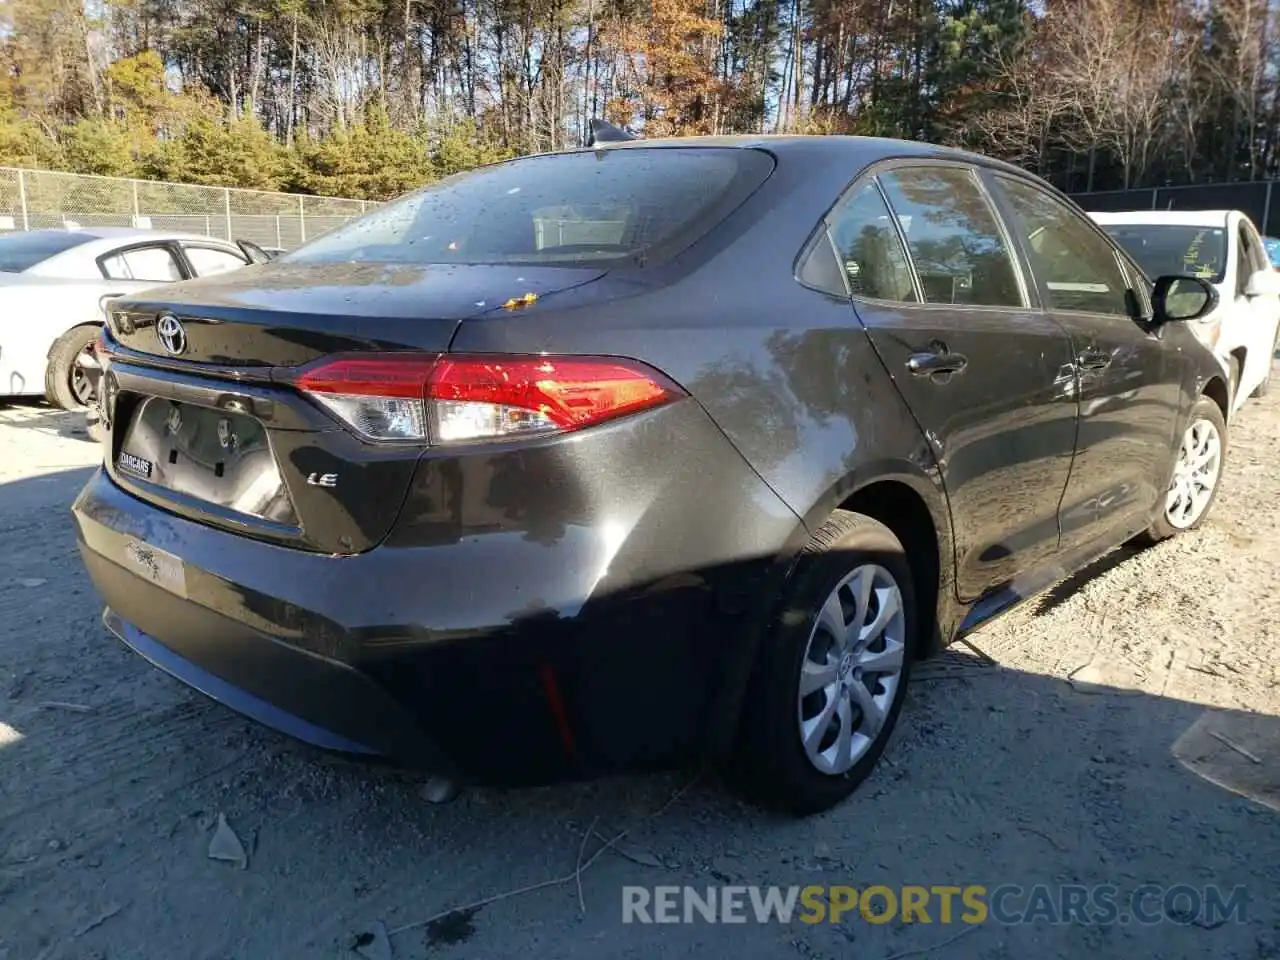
[{"x1": 0, "y1": 0, "x2": 1276, "y2": 201}]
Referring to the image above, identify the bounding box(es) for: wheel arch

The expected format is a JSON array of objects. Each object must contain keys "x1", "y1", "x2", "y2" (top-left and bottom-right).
[
  {"x1": 1202, "y1": 373, "x2": 1230, "y2": 421},
  {"x1": 1228, "y1": 345, "x2": 1246, "y2": 387},
  {"x1": 46, "y1": 320, "x2": 102, "y2": 359},
  {"x1": 837, "y1": 476, "x2": 948, "y2": 660},
  {"x1": 704, "y1": 461, "x2": 955, "y2": 761}
]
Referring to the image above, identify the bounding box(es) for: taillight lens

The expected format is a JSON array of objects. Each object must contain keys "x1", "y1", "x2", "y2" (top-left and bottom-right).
[{"x1": 294, "y1": 354, "x2": 686, "y2": 444}]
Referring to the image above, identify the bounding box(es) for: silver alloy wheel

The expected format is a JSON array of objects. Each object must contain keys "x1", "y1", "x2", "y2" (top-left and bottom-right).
[
  {"x1": 1165, "y1": 417, "x2": 1222, "y2": 530},
  {"x1": 797, "y1": 563, "x2": 906, "y2": 775},
  {"x1": 70, "y1": 344, "x2": 99, "y2": 406}
]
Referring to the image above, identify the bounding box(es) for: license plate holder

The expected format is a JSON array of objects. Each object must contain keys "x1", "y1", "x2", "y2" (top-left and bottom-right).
[
  {"x1": 116, "y1": 398, "x2": 293, "y2": 524},
  {"x1": 116, "y1": 450, "x2": 153, "y2": 479},
  {"x1": 123, "y1": 538, "x2": 188, "y2": 599}
]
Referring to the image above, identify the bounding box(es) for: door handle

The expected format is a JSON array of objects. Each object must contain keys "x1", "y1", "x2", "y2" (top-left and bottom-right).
[
  {"x1": 1077, "y1": 349, "x2": 1112, "y2": 371},
  {"x1": 907, "y1": 349, "x2": 969, "y2": 377}
]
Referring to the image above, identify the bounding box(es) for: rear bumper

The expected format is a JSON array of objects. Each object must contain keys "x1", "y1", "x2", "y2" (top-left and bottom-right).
[
  {"x1": 73, "y1": 411, "x2": 802, "y2": 780},
  {"x1": 75, "y1": 470, "x2": 566, "y2": 778},
  {"x1": 102, "y1": 608, "x2": 401, "y2": 759}
]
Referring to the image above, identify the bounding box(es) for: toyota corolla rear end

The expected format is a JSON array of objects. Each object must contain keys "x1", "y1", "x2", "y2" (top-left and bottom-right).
[{"x1": 71, "y1": 144, "x2": 801, "y2": 783}]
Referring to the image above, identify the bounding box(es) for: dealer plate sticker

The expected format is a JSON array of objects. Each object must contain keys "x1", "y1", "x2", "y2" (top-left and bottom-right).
[
  {"x1": 117, "y1": 451, "x2": 153, "y2": 479},
  {"x1": 123, "y1": 538, "x2": 187, "y2": 599}
]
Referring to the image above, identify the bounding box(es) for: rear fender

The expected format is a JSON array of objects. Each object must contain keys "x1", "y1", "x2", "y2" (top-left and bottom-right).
[
  {"x1": 702, "y1": 458, "x2": 957, "y2": 761},
  {"x1": 2, "y1": 285, "x2": 83, "y2": 395}
]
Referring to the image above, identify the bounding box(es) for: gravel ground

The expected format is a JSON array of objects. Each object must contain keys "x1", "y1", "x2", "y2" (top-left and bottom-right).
[{"x1": 2, "y1": 375, "x2": 1280, "y2": 960}]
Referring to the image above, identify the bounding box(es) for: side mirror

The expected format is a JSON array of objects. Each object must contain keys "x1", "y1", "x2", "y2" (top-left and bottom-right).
[
  {"x1": 1152, "y1": 275, "x2": 1218, "y2": 323},
  {"x1": 1244, "y1": 268, "x2": 1280, "y2": 298}
]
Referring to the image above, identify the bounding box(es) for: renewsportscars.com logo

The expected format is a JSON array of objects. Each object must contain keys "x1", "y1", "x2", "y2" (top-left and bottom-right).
[{"x1": 621, "y1": 884, "x2": 1247, "y2": 927}]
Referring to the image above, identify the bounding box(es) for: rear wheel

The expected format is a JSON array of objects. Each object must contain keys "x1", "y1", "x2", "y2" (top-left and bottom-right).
[
  {"x1": 1136, "y1": 395, "x2": 1227, "y2": 544},
  {"x1": 44, "y1": 325, "x2": 100, "y2": 411},
  {"x1": 737, "y1": 511, "x2": 916, "y2": 816}
]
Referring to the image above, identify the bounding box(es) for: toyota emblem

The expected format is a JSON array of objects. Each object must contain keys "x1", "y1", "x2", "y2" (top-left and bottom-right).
[{"x1": 156, "y1": 313, "x2": 187, "y2": 356}]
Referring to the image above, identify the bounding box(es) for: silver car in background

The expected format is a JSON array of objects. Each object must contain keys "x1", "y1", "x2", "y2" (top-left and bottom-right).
[{"x1": 0, "y1": 227, "x2": 269, "y2": 409}]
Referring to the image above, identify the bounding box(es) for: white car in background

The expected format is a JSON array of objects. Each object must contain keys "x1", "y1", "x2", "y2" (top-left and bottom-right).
[
  {"x1": 1090, "y1": 210, "x2": 1280, "y2": 416},
  {"x1": 0, "y1": 227, "x2": 270, "y2": 410}
]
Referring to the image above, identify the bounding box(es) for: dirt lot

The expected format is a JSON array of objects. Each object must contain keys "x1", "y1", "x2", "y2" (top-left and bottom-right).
[{"x1": 3, "y1": 379, "x2": 1280, "y2": 960}]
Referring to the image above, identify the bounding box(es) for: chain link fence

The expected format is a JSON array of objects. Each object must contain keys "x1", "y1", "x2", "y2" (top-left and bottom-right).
[
  {"x1": 0, "y1": 167, "x2": 375, "y2": 250},
  {"x1": 1072, "y1": 182, "x2": 1280, "y2": 237}
]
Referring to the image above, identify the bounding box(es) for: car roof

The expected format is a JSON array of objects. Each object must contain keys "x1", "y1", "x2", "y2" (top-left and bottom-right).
[
  {"x1": 18, "y1": 226, "x2": 238, "y2": 245},
  {"x1": 583, "y1": 134, "x2": 1042, "y2": 180},
  {"x1": 1089, "y1": 210, "x2": 1234, "y2": 228}
]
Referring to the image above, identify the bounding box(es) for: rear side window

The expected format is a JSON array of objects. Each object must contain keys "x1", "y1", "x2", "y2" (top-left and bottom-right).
[
  {"x1": 1236, "y1": 227, "x2": 1253, "y2": 296},
  {"x1": 877, "y1": 167, "x2": 1023, "y2": 308},
  {"x1": 286, "y1": 148, "x2": 776, "y2": 268},
  {"x1": 825, "y1": 181, "x2": 917, "y2": 302},
  {"x1": 1238, "y1": 222, "x2": 1267, "y2": 290},
  {"x1": 0, "y1": 231, "x2": 94, "y2": 272},
  {"x1": 998, "y1": 177, "x2": 1132, "y2": 316},
  {"x1": 100, "y1": 245, "x2": 184, "y2": 283}
]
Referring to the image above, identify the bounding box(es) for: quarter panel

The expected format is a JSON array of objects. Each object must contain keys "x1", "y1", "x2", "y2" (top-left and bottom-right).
[
  {"x1": 446, "y1": 150, "x2": 958, "y2": 607},
  {"x1": 446, "y1": 265, "x2": 957, "y2": 754},
  {"x1": 1, "y1": 283, "x2": 104, "y2": 395},
  {"x1": 449, "y1": 274, "x2": 947, "y2": 534}
]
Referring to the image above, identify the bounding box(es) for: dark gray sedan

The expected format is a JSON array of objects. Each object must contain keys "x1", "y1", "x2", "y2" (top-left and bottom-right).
[{"x1": 75, "y1": 134, "x2": 1227, "y2": 814}]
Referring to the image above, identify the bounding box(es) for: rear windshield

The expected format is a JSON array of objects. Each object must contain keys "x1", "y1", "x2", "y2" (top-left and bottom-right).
[
  {"x1": 285, "y1": 147, "x2": 776, "y2": 268},
  {"x1": 1100, "y1": 224, "x2": 1228, "y2": 283},
  {"x1": 0, "y1": 231, "x2": 94, "y2": 272}
]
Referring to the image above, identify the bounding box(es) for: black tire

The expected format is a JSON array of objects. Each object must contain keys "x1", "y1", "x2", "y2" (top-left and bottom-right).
[
  {"x1": 736, "y1": 511, "x2": 917, "y2": 816},
  {"x1": 1228, "y1": 355, "x2": 1241, "y2": 411},
  {"x1": 44, "y1": 325, "x2": 100, "y2": 411},
  {"x1": 1136, "y1": 395, "x2": 1228, "y2": 545}
]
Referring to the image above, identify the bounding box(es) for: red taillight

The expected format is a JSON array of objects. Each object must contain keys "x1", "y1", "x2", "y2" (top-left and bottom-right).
[{"x1": 294, "y1": 353, "x2": 685, "y2": 444}]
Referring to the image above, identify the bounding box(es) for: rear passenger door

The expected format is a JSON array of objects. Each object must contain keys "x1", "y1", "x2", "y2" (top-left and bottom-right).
[
  {"x1": 829, "y1": 162, "x2": 1078, "y2": 603},
  {"x1": 989, "y1": 173, "x2": 1179, "y2": 552}
]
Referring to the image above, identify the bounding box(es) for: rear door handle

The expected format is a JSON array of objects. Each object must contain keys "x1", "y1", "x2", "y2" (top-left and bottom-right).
[
  {"x1": 1077, "y1": 349, "x2": 1112, "y2": 371},
  {"x1": 907, "y1": 350, "x2": 968, "y2": 377}
]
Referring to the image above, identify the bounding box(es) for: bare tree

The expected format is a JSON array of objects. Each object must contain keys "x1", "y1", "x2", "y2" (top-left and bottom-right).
[
  {"x1": 969, "y1": 44, "x2": 1070, "y2": 173},
  {"x1": 309, "y1": 9, "x2": 368, "y2": 130},
  {"x1": 1036, "y1": 0, "x2": 1195, "y2": 190},
  {"x1": 1202, "y1": 0, "x2": 1270, "y2": 180}
]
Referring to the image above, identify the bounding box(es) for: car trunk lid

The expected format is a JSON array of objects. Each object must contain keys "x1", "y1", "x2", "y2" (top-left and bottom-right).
[
  {"x1": 106, "y1": 262, "x2": 607, "y2": 366},
  {"x1": 101, "y1": 262, "x2": 607, "y2": 554}
]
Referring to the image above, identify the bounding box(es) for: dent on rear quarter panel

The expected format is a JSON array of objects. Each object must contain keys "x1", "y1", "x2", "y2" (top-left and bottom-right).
[{"x1": 442, "y1": 145, "x2": 961, "y2": 752}]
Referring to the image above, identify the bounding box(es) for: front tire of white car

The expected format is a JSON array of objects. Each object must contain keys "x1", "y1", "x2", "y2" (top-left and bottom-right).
[{"x1": 44, "y1": 325, "x2": 100, "y2": 412}]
